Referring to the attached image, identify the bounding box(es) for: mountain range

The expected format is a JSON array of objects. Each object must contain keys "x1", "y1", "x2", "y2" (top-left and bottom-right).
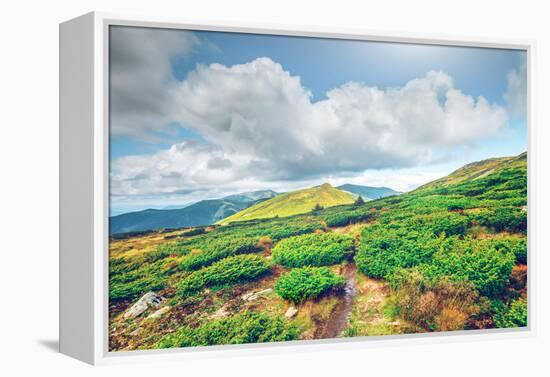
[
  {"x1": 109, "y1": 190, "x2": 277, "y2": 234},
  {"x1": 109, "y1": 184, "x2": 400, "y2": 234},
  {"x1": 336, "y1": 184, "x2": 401, "y2": 200}
]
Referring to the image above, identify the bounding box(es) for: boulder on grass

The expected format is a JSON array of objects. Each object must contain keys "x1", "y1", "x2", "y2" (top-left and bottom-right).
[
  {"x1": 124, "y1": 292, "x2": 164, "y2": 319},
  {"x1": 285, "y1": 306, "x2": 298, "y2": 318},
  {"x1": 241, "y1": 288, "x2": 273, "y2": 301}
]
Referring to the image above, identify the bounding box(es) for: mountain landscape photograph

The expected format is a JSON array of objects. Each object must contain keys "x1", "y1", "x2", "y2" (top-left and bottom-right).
[{"x1": 108, "y1": 25, "x2": 528, "y2": 352}]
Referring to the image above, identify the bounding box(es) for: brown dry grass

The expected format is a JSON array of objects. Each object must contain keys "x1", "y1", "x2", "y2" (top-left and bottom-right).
[{"x1": 109, "y1": 229, "x2": 190, "y2": 258}]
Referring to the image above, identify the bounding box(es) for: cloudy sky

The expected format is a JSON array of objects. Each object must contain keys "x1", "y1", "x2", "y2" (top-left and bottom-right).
[{"x1": 109, "y1": 26, "x2": 527, "y2": 215}]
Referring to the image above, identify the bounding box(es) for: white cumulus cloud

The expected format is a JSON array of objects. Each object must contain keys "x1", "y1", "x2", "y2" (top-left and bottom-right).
[
  {"x1": 109, "y1": 26, "x2": 198, "y2": 139},
  {"x1": 504, "y1": 60, "x2": 527, "y2": 117},
  {"x1": 111, "y1": 57, "x2": 509, "y2": 199}
]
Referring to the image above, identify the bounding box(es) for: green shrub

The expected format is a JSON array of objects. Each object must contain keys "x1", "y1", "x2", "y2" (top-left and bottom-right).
[
  {"x1": 272, "y1": 233, "x2": 353, "y2": 268},
  {"x1": 216, "y1": 216, "x2": 324, "y2": 241},
  {"x1": 180, "y1": 227, "x2": 206, "y2": 237},
  {"x1": 355, "y1": 225, "x2": 442, "y2": 279},
  {"x1": 180, "y1": 237, "x2": 261, "y2": 271},
  {"x1": 493, "y1": 298, "x2": 528, "y2": 328},
  {"x1": 323, "y1": 210, "x2": 372, "y2": 227},
  {"x1": 485, "y1": 237, "x2": 527, "y2": 264},
  {"x1": 426, "y1": 212, "x2": 469, "y2": 236},
  {"x1": 109, "y1": 257, "x2": 141, "y2": 277},
  {"x1": 156, "y1": 312, "x2": 298, "y2": 348},
  {"x1": 109, "y1": 257, "x2": 169, "y2": 301},
  {"x1": 312, "y1": 203, "x2": 324, "y2": 212},
  {"x1": 177, "y1": 254, "x2": 271, "y2": 298},
  {"x1": 274, "y1": 267, "x2": 345, "y2": 303},
  {"x1": 354, "y1": 196, "x2": 366, "y2": 206},
  {"x1": 421, "y1": 238, "x2": 516, "y2": 297},
  {"x1": 474, "y1": 207, "x2": 527, "y2": 233},
  {"x1": 110, "y1": 276, "x2": 167, "y2": 301}
]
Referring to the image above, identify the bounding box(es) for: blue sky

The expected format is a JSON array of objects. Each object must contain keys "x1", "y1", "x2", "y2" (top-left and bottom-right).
[
  {"x1": 184, "y1": 32, "x2": 522, "y2": 102},
  {"x1": 109, "y1": 27, "x2": 527, "y2": 215}
]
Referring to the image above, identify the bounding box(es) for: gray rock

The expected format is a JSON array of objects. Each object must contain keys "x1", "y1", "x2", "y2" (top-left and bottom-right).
[
  {"x1": 241, "y1": 288, "x2": 273, "y2": 301},
  {"x1": 147, "y1": 305, "x2": 171, "y2": 320},
  {"x1": 285, "y1": 306, "x2": 298, "y2": 318},
  {"x1": 124, "y1": 292, "x2": 164, "y2": 319}
]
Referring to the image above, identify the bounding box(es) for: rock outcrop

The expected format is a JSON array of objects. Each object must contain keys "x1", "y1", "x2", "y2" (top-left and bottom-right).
[
  {"x1": 241, "y1": 288, "x2": 273, "y2": 301},
  {"x1": 124, "y1": 292, "x2": 164, "y2": 319}
]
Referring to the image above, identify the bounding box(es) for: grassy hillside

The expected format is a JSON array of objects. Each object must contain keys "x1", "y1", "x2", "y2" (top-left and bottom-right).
[
  {"x1": 417, "y1": 152, "x2": 526, "y2": 190},
  {"x1": 218, "y1": 183, "x2": 354, "y2": 224},
  {"x1": 108, "y1": 152, "x2": 527, "y2": 351}
]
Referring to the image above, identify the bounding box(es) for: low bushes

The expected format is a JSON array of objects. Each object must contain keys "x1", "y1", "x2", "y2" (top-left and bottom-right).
[
  {"x1": 109, "y1": 258, "x2": 168, "y2": 301},
  {"x1": 472, "y1": 207, "x2": 527, "y2": 233},
  {"x1": 156, "y1": 312, "x2": 298, "y2": 348},
  {"x1": 274, "y1": 267, "x2": 345, "y2": 303},
  {"x1": 110, "y1": 275, "x2": 167, "y2": 301},
  {"x1": 177, "y1": 254, "x2": 271, "y2": 298},
  {"x1": 493, "y1": 298, "x2": 528, "y2": 328},
  {"x1": 216, "y1": 216, "x2": 324, "y2": 242},
  {"x1": 485, "y1": 237, "x2": 527, "y2": 264},
  {"x1": 180, "y1": 227, "x2": 206, "y2": 237},
  {"x1": 322, "y1": 210, "x2": 372, "y2": 227},
  {"x1": 355, "y1": 225, "x2": 442, "y2": 279},
  {"x1": 272, "y1": 233, "x2": 353, "y2": 268},
  {"x1": 421, "y1": 238, "x2": 516, "y2": 297},
  {"x1": 180, "y1": 237, "x2": 261, "y2": 271},
  {"x1": 424, "y1": 212, "x2": 469, "y2": 236}
]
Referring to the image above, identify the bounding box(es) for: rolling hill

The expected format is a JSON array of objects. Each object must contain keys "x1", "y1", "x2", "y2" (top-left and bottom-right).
[
  {"x1": 109, "y1": 190, "x2": 277, "y2": 234},
  {"x1": 218, "y1": 183, "x2": 354, "y2": 224},
  {"x1": 416, "y1": 152, "x2": 527, "y2": 191},
  {"x1": 336, "y1": 184, "x2": 401, "y2": 200}
]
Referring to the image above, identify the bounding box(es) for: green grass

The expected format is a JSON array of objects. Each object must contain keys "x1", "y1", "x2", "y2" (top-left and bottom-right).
[{"x1": 218, "y1": 183, "x2": 354, "y2": 224}]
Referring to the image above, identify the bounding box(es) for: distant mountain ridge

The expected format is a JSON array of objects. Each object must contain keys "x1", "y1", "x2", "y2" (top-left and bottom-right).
[
  {"x1": 109, "y1": 190, "x2": 277, "y2": 235},
  {"x1": 218, "y1": 183, "x2": 355, "y2": 225},
  {"x1": 110, "y1": 183, "x2": 403, "y2": 234},
  {"x1": 336, "y1": 184, "x2": 401, "y2": 200}
]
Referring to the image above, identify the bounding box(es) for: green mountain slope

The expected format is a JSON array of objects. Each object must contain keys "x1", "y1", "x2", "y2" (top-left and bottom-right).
[
  {"x1": 218, "y1": 183, "x2": 354, "y2": 224},
  {"x1": 417, "y1": 152, "x2": 527, "y2": 191}
]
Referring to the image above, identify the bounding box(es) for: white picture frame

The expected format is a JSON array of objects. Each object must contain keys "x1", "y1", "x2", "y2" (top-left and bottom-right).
[{"x1": 59, "y1": 11, "x2": 536, "y2": 365}]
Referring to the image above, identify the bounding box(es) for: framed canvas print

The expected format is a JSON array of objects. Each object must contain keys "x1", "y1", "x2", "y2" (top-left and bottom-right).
[{"x1": 60, "y1": 12, "x2": 534, "y2": 365}]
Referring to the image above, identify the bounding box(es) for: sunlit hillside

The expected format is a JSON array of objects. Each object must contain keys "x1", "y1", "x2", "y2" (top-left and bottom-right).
[{"x1": 218, "y1": 183, "x2": 355, "y2": 224}]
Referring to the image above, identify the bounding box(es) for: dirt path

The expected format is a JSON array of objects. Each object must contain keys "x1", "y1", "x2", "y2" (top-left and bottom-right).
[{"x1": 314, "y1": 263, "x2": 357, "y2": 339}]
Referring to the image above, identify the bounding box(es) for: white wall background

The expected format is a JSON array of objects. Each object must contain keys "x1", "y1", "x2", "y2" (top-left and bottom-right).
[{"x1": 1, "y1": 0, "x2": 548, "y2": 375}]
